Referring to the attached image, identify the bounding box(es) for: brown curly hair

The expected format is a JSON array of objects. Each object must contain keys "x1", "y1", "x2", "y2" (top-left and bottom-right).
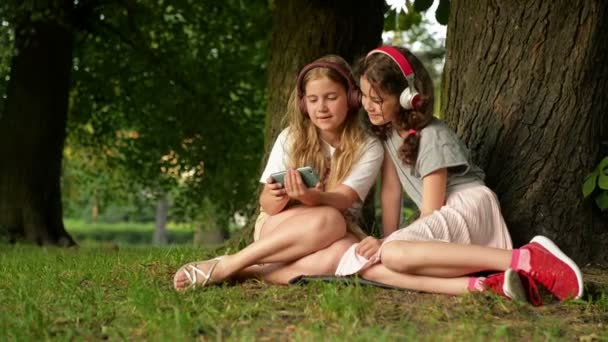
[{"x1": 355, "y1": 46, "x2": 434, "y2": 166}]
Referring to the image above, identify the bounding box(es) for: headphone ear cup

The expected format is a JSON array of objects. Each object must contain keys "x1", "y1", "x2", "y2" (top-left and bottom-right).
[
  {"x1": 399, "y1": 87, "x2": 420, "y2": 110},
  {"x1": 299, "y1": 96, "x2": 308, "y2": 115},
  {"x1": 348, "y1": 88, "x2": 362, "y2": 110}
]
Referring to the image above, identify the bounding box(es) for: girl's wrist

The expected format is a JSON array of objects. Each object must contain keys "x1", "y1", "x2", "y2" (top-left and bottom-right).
[{"x1": 303, "y1": 190, "x2": 321, "y2": 206}]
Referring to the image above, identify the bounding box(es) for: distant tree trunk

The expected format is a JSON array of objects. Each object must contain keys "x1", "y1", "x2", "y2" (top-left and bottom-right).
[
  {"x1": 153, "y1": 195, "x2": 168, "y2": 245},
  {"x1": 443, "y1": 1, "x2": 608, "y2": 263},
  {"x1": 0, "y1": 0, "x2": 76, "y2": 246},
  {"x1": 91, "y1": 196, "x2": 99, "y2": 223}
]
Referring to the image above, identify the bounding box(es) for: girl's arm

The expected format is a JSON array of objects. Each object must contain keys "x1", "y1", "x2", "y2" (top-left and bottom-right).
[
  {"x1": 287, "y1": 138, "x2": 384, "y2": 210},
  {"x1": 356, "y1": 150, "x2": 400, "y2": 259},
  {"x1": 259, "y1": 178, "x2": 290, "y2": 215},
  {"x1": 285, "y1": 168, "x2": 358, "y2": 210},
  {"x1": 420, "y1": 168, "x2": 448, "y2": 217},
  {"x1": 312, "y1": 184, "x2": 359, "y2": 209},
  {"x1": 381, "y1": 150, "x2": 402, "y2": 237}
]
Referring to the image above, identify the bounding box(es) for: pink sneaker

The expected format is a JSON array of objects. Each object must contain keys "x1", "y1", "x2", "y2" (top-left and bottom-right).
[
  {"x1": 517, "y1": 236, "x2": 584, "y2": 300},
  {"x1": 515, "y1": 270, "x2": 543, "y2": 306},
  {"x1": 482, "y1": 269, "x2": 527, "y2": 302}
]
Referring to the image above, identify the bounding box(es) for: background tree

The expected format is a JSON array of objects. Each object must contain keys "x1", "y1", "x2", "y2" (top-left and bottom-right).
[
  {"x1": 0, "y1": 0, "x2": 272, "y2": 244},
  {"x1": 0, "y1": 0, "x2": 75, "y2": 245},
  {"x1": 65, "y1": 0, "x2": 271, "y2": 238},
  {"x1": 442, "y1": 0, "x2": 608, "y2": 263}
]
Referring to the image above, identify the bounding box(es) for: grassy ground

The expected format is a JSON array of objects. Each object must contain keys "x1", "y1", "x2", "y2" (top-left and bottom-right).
[{"x1": 1, "y1": 244, "x2": 607, "y2": 341}]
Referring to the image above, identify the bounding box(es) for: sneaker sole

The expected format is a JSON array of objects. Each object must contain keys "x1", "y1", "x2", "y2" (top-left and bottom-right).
[
  {"x1": 503, "y1": 268, "x2": 526, "y2": 301},
  {"x1": 530, "y1": 235, "x2": 584, "y2": 299}
]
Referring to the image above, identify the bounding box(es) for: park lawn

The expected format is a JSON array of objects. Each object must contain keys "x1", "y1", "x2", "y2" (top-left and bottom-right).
[{"x1": 1, "y1": 245, "x2": 607, "y2": 341}]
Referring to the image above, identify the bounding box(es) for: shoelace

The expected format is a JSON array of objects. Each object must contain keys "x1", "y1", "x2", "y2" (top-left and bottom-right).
[
  {"x1": 518, "y1": 270, "x2": 542, "y2": 306},
  {"x1": 526, "y1": 245, "x2": 559, "y2": 291}
]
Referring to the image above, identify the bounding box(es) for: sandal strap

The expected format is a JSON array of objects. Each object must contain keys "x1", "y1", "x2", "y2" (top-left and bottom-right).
[{"x1": 183, "y1": 257, "x2": 222, "y2": 289}]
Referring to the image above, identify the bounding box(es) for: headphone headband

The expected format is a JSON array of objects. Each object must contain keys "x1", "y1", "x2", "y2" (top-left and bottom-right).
[
  {"x1": 366, "y1": 46, "x2": 420, "y2": 110},
  {"x1": 296, "y1": 61, "x2": 357, "y2": 98},
  {"x1": 367, "y1": 46, "x2": 415, "y2": 79},
  {"x1": 296, "y1": 60, "x2": 361, "y2": 115}
]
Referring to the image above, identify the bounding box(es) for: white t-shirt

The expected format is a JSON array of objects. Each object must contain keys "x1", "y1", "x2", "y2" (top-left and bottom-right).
[{"x1": 260, "y1": 128, "x2": 383, "y2": 202}]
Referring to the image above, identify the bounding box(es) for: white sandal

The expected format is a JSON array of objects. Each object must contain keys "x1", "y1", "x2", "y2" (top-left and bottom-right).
[{"x1": 175, "y1": 257, "x2": 224, "y2": 291}]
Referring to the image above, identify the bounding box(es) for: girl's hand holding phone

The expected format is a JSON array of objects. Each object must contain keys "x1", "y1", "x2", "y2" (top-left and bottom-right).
[
  {"x1": 265, "y1": 176, "x2": 287, "y2": 200},
  {"x1": 284, "y1": 168, "x2": 322, "y2": 205}
]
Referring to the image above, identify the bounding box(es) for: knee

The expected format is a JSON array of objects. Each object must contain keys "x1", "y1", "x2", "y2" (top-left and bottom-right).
[
  {"x1": 380, "y1": 242, "x2": 424, "y2": 273},
  {"x1": 308, "y1": 206, "x2": 346, "y2": 239}
]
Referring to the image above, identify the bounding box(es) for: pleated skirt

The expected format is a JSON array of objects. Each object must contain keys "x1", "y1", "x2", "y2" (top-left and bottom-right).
[{"x1": 335, "y1": 185, "x2": 513, "y2": 276}]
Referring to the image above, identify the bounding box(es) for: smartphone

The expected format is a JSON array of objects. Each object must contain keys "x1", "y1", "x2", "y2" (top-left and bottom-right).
[{"x1": 270, "y1": 166, "x2": 320, "y2": 188}]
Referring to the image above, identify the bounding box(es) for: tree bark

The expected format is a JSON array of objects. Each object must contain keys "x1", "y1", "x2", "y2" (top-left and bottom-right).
[
  {"x1": 0, "y1": 0, "x2": 76, "y2": 246},
  {"x1": 443, "y1": 0, "x2": 608, "y2": 263}
]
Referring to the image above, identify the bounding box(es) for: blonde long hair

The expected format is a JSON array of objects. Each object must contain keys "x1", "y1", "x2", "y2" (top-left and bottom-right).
[{"x1": 283, "y1": 55, "x2": 368, "y2": 191}]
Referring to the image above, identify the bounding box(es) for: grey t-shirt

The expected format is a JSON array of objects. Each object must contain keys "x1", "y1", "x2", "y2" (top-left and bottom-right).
[{"x1": 384, "y1": 118, "x2": 485, "y2": 209}]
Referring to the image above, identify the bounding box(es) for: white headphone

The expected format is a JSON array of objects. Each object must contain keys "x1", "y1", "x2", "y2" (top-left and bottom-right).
[{"x1": 366, "y1": 46, "x2": 420, "y2": 110}]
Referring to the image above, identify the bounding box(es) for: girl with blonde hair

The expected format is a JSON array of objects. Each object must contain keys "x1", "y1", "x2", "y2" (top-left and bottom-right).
[{"x1": 174, "y1": 55, "x2": 383, "y2": 290}]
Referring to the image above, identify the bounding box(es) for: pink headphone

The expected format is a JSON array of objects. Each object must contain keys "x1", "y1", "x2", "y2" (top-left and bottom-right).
[
  {"x1": 296, "y1": 61, "x2": 361, "y2": 115},
  {"x1": 366, "y1": 46, "x2": 421, "y2": 110}
]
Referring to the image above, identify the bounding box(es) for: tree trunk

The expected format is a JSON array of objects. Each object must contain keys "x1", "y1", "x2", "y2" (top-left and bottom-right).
[
  {"x1": 256, "y1": 0, "x2": 385, "y2": 237},
  {"x1": 443, "y1": 0, "x2": 608, "y2": 263},
  {"x1": 153, "y1": 195, "x2": 168, "y2": 245},
  {"x1": 0, "y1": 1, "x2": 76, "y2": 246},
  {"x1": 91, "y1": 195, "x2": 99, "y2": 223}
]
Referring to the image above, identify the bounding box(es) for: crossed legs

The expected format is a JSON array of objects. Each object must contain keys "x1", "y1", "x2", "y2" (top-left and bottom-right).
[
  {"x1": 174, "y1": 205, "x2": 348, "y2": 290},
  {"x1": 235, "y1": 233, "x2": 359, "y2": 284}
]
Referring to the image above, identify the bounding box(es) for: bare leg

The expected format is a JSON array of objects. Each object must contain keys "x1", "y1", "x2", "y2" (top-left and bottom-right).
[
  {"x1": 380, "y1": 240, "x2": 512, "y2": 278},
  {"x1": 235, "y1": 233, "x2": 359, "y2": 284},
  {"x1": 360, "y1": 264, "x2": 470, "y2": 295},
  {"x1": 174, "y1": 206, "x2": 346, "y2": 289}
]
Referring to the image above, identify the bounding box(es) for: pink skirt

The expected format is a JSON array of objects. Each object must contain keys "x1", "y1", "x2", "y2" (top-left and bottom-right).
[{"x1": 335, "y1": 185, "x2": 513, "y2": 276}]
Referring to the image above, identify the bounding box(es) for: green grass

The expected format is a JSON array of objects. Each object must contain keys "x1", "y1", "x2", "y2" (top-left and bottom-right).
[{"x1": 1, "y1": 245, "x2": 607, "y2": 341}]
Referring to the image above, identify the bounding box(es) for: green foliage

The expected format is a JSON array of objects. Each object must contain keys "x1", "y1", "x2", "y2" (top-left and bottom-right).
[
  {"x1": 0, "y1": 245, "x2": 607, "y2": 340},
  {"x1": 383, "y1": 4, "x2": 423, "y2": 32},
  {"x1": 583, "y1": 156, "x2": 608, "y2": 211},
  {"x1": 435, "y1": 0, "x2": 450, "y2": 25},
  {"x1": 61, "y1": 0, "x2": 271, "y2": 224},
  {"x1": 1, "y1": 0, "x2": 271, "y2": 228},
  {"x1": 385, "y1": 0, "x2": 450, "y2": 27},
  {"x1": 0, "y1": 17, "x2": 13, "y2": 114},
  {"x1": 414, "y1": 0, "x2": 434, "y2": 12}
]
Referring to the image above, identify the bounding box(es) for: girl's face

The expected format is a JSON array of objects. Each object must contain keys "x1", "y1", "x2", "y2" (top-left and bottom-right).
[
  {"x1": 304, "y1": 76, "x2": 349, "y2": 135},
  {"x1": 360, "y1": 76, "x2": 399, "y2": 126}
]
